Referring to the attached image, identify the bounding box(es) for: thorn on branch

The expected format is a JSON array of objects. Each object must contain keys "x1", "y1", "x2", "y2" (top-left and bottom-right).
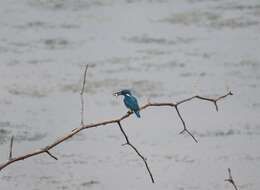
[
  {"x1": 9, "y1": 136, "x2": 14, "y2": 160},
  {"x1": 45, "y1": 150, "x2": 58, "y2": 160},
  {"x1": 117, "y1": 121, "x2": 155, "y2": 183},
  {"x1": 225, "y1": 168, "x2": 239, "y2": 190}
]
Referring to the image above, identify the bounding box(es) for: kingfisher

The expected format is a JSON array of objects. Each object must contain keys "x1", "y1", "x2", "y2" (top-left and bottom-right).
[{"x1": 113, "y1": 89, "x2": 141, "y2": 118}]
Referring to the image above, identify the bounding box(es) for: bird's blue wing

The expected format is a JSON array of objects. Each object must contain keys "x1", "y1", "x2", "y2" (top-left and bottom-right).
[{"x1": 123, "y1": 95, "x2": 140, "y2": 111}]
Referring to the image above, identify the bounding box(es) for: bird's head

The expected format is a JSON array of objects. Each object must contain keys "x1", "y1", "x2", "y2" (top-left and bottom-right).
[{"x1": 113, "y1": 89, "x2": 132, "y2": 96}]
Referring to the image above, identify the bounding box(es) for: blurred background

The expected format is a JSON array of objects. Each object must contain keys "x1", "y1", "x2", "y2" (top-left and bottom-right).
[{"x1": 0, "y1": 0, "x2": 260, "y2": 189}]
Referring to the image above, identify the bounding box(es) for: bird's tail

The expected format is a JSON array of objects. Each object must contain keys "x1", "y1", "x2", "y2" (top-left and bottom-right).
[{"x1": 134, "y1": 110, "x2": 141, "y2": 118}]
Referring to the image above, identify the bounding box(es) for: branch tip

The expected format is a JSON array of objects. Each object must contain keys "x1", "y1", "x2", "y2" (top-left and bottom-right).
[
  {"x1": 80, "y1": 64, "x2": 89, "y2": 95},
  {"x1": 9, "y1": 136, "x2": 14, "y2": 160},
  {"x1": 214, "y1": 101, "x2": 218, "y2": 111},
  {"x1": 175, "y1": 106, "x2": 198, "y2": 143},
  {"x1": 117, "y1": 120, "x2": 154, "y2": 183},
  {"x1": 80, "y1": 64, "x2": 89, "y2": 125},
  {"x1": 46, "y1": 150, "x2": 58, "y2": 160}
]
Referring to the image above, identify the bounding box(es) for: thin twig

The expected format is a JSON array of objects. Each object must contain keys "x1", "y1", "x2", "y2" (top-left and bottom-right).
[
  {"x1": 176, "y1": 91, "x2": 233, "y2": 111},
  {"x1": 9, "y1": 136, "x2": 14, "y2": 160},
  {"x1": 0, "y1": 91, "x2": 232, "y2": 173},
  {"x1": 45, "y1": 150, "x2": 58, "y2": 160},
  {"x1": 117, "y1": 121, "x2": 154, "y2": 183},
  {"x1": 175, "y1": 106, "x2": 198, "y2": 143},
  {"x1": 80, "y1": 64, "x2": 89, "y2": 125},
  {"x1": 225, "y1": 168, "x2": 239, "y2": 190}
]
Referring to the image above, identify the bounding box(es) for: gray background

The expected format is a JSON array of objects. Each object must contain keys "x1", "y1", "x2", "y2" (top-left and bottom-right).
[{"x1": 0, "y1": 0, "x2": 260, "y2": 189}]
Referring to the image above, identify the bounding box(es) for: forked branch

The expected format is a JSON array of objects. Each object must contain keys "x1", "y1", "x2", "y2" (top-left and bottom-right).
[
  {"x1": 225, "y1": 168, "x2": 239, "y2": 190},
  {"x1": 0, "y1": 66, "x2": 233, "y2": 183},
  {"x1": 117, "y1": 121, "x2": 154, "y2": 183}
]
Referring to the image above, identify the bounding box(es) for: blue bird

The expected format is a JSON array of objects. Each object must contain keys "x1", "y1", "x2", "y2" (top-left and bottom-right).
[{"x1": 114, "y1": 89, "x2": 141, "y2": 118}]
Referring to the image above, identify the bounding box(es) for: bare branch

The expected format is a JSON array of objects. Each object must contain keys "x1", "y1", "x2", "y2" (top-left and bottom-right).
[
  {"x1": 80, "y1": 64, "x2": 88, "y2": 96},
  {"x1": 0, "y1": 91, "x2": 232, "y2": 173},
  {"x1": 225, "y1": 168, "x2": 239, "y2": 190},
  {"x1": 9, "y1": 136, "x2": 14, "y2": 160},
  {"x1": 0, "y1": 66, "x2": 233, "y2": 184},
  {"x1": 176, "y1": 91, "x2": 233, "y2": 111},
  {"x1": 117, "y1": 121, "x2": 154, "y2": 183},
  {"x1": 45, "y1": 150, "x2": 58, "y2": 160},
  {"x1": 175, "y1": 106, "x2": 198, "y2": 143},
  {"x1": 80, "y1": 64, "x2": 89, "y2": 125}
]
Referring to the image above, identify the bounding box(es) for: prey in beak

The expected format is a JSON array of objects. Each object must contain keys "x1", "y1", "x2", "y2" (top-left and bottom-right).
[{"x1": 113, "y1": 91, "x2": 120, "y2": 96}]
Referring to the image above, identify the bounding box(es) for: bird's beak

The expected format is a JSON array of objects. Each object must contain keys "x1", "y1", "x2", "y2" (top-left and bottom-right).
[{"x1": 113, "y1": 92, "x2": 120, "y2": 96}]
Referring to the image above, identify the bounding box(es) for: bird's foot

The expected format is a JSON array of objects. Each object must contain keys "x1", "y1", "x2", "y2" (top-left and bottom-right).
[{"x1": 127, "y1": 110, "x2": 132, "y2": 114}]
